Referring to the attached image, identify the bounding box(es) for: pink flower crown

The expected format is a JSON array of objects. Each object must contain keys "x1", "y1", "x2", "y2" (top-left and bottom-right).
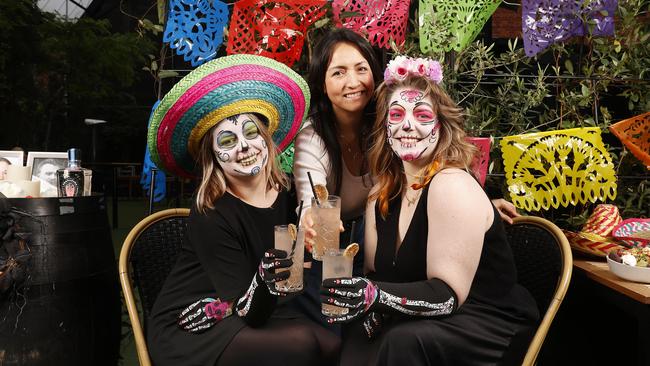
[{"x1": 383, "y1": 56, "x2": 443, "y2": 86}]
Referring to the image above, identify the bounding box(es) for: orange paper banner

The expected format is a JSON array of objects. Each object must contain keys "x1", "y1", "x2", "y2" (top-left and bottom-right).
[{"x1": 609, "y1": 112, "x2": 650, "y2": 169}]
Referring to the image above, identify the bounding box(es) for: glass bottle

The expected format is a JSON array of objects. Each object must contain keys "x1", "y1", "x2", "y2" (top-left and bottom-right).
[{"x1": 56, "y1": 148, "x2": 92, "y2": 197}]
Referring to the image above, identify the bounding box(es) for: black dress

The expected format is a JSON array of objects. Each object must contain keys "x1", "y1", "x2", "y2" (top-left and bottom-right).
[
  {"x1": 340, "y1": 185, "x2": 540, "y2": 366},
  {"x1": 148, "y1": 190, "x2": 333, "y2": 366}
]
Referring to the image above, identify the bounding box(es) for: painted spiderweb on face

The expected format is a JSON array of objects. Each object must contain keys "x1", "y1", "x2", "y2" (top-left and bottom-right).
[
  {"x1": 466, "y1": 137, "x2": 491, "y2": 187},
  {"x1": 419, "y1": 0, "x2": 502, "y2": 53},
  {"x1": 522, "y1": 0, "x2": 617, "y2": 57},
  {"x1": 226, "y1": 0, "x2": 327, "y2": 66},
  {"x1": 500, "y1": 127, "x2": 617, "y2": 212},
  {"x1": 609, "y1": 112, "x2": 650, "y2": 169},
  {"x1": 163, "y1": 0, "x2": 230, "y2": 67},
  {"x1": 332, "y1": 0, "x2": 411, "y2": 49}
]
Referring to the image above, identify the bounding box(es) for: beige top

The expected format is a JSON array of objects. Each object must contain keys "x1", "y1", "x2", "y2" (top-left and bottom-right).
[{"x1": 293, "y1": 122, "x2": 373, "y2": 220}]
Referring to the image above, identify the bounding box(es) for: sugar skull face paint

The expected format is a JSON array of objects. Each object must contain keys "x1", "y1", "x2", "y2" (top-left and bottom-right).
[
  {"x1": 387, "y1": 86, "x2": 439, "y2": 163},
  {"x1": 213, "y1": 114, "x2": 268, "y2": 177}
]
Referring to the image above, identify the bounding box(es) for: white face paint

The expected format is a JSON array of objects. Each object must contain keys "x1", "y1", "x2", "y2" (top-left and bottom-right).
[
  {"x1": 212, "y1": 114, "x2": 268, "y2": 177},
  {"x1": 386, "y1": 86, "x2": 440, "y2": 163}
]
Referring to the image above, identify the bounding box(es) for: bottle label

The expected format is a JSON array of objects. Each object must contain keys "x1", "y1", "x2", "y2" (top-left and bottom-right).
[{"x1": 57, "y1": 170, "x2": 84, "y2": 197}]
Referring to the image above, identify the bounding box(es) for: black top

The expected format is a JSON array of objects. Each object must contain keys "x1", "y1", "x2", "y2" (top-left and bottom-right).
[
  {"x1": 374, "y1": 183, "x2": 538, "y2": 322},
  {"x1": 148, "y1": 190, "x2": 301, "y2": 366}
]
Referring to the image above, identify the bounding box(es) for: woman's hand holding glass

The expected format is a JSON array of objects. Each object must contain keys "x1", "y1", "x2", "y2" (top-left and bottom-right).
[
  {"x1": 321, "y1": 277, "x2": 378, "y2": 323},
  {"x1": 259, "y1": 249, "x2": 293, "y2": 296}
]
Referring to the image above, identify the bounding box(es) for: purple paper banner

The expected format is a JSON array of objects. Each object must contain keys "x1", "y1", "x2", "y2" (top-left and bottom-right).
[{"x1": 522, "y1": 0, "x2": 616, "y2": 57}]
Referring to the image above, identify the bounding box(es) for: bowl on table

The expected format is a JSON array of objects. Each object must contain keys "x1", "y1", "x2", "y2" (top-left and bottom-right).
[{"x1": 606, "y1": 254, "x2": 650, "y2": 284}]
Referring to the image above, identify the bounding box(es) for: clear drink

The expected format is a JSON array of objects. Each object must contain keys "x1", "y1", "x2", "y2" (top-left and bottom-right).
[
  {"x1": 311, "y1": 195, "x2": 341, "y2": 261},
  {"x1": 274, "y1": 225, "x2": 304, "y2": 293},
  {"x1": 322, "y1": 248, "x2": 353, "y2": 316}
]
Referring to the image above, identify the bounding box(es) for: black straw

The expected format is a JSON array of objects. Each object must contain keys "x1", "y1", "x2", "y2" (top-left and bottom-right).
[
  {"x1": 348, "y1": 220, "x2": 356, "y2": 245},
  {"x1": 290, "y1": 200, "x2": 304, "y2": 258},
  {"x1": 307, "y1": 172, "x2": 320, "y2": 206}
]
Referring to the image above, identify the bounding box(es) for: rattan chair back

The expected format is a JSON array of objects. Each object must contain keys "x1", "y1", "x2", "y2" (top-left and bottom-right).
[
  {"x1": 505, "y1": 216, "x2": 572, "y2": 366},
  {"x1": 119, "y1": 208, "x2": 190, "y2": 366}
]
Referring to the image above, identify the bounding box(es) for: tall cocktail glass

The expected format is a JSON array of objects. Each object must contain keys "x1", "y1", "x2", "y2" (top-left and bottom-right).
[
  {"x1": 274, "y1": 225, "x2": 304, "y2": 293},
  {"x1": 311, "y1": 195, "x2": 341, "y2": 261},
  {"x1": 321, "y1": 248, "x2": 353, "y2": 316}
]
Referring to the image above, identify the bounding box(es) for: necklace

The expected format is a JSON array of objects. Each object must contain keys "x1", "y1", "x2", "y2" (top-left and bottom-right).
[
  {"x1": 339, "y1": 134, "x2": 360, "y2": 160},
  {"x1": 405, "y1": 188, "x2": 422, "y2": 206}
]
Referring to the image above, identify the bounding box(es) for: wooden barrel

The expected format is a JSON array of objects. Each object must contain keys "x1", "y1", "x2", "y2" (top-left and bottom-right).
[{"x1": 0, "y1": 195, "x2": 120, "y2": 366}]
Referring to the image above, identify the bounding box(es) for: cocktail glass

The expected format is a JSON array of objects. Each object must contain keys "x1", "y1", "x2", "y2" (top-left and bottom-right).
[
  {"x1": 321, "y1": 248, "x2": 353, "y2": 316},
  {"x1": 311, "y1": 195, "x2": 341, "y2": 261},
  {"x1": 274, "y1": 225, "x2": 304, "y2": 293}
]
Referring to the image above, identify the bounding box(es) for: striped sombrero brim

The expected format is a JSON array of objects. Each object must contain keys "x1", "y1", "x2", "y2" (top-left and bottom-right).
[
  {"x1": 148, "y1": 54, "x2": 310, "y2": 177},
  {"x1": 564, "y1": 230, "x2": 626, "y2": 257}
]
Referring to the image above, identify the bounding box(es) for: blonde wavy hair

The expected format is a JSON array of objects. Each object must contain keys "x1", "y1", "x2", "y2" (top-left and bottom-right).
[
  {"x1": 368, "y1": 76, "x2": 478, "y2": 218},
  {"x1": 194, "y1": 113, "x2": 289, "y2": 213}
]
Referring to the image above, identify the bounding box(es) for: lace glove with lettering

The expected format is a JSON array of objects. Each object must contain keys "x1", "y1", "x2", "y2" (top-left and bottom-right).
[
  {"x1": 177, "y1": 298, "x2": 233, "y2": 333},
  {"x1": 321, "y1": 276, "x2": 457, "y2": 324},
  {"x1": 235, "y1": 249, "x2": 292, "y2": 325}
]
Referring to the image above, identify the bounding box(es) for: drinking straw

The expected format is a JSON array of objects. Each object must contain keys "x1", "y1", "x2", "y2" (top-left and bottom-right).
[
  {"x1": 348, "y1": 220, "x2": 356, "y2": 245},
  {"x1": 290, "y1": 200, "x2": 304, "y2": 258},
  {"x1": 307, "y1": 171, "x2": 320, "y2": 206}
]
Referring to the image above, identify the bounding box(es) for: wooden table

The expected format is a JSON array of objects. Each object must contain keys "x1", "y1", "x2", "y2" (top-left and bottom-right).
[{"x1": 572, "y1": 259, "x2": 650, "y2": 365}]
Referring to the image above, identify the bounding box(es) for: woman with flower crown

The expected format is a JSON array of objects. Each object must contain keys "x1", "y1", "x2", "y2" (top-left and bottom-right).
[{"x1": 320, "y1": 56, "x2": 540, "y2": 365}]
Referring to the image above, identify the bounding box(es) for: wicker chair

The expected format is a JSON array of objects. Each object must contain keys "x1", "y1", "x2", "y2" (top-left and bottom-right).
[
  {"x1": 118, "y1": 208, "x2": 190, "y2": 366},
  {"x1": 504, "y1": 216, "x2": 573, "y2": 366}
]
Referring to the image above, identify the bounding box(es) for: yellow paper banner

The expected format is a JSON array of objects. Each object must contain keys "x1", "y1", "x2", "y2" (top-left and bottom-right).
[{"x1": 500, "y1": 127, "x2": 617, "y2": 211}]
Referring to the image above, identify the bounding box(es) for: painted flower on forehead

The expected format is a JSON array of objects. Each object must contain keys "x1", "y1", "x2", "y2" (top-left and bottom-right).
[{"x1": 384, "y1": 56, "x2": 443, "y2": 85}]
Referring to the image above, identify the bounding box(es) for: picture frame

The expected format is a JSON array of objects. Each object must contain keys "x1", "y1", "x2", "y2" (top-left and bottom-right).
[
  {"x1": 0, "y1": 150, "x2": 25, "y2": 166},
  {"x1": 27, "y1": 151, "x2": 68, "y2": 197}
]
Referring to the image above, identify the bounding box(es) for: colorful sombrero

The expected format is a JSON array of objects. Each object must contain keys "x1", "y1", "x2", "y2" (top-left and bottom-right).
[
  {"x1": 563, "y1": 204, "x2": 626, "y2": 257},
  {"x1": 148, "y1": 54, "x2": 310, "y2": 178}
]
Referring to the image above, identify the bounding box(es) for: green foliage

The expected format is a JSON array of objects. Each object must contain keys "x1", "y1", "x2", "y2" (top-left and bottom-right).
[
  {"x1": 410, "y1": 0, "x2": 649, "y2": 226},
  {"x1": 0, "y1": 0, "x2": 155, "y2": 151}
]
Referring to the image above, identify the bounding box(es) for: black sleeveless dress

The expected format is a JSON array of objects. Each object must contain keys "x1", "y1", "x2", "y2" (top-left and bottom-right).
[{"x1": 340, "y1": 184, "x2": 539, "y2": 366}]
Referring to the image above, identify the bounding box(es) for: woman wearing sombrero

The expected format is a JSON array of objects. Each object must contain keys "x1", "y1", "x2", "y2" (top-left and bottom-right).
[{"x1": 146, "y1": 55, "x2": 339, "y2": 365}]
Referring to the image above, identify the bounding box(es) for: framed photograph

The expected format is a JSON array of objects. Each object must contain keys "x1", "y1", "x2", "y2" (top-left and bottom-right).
[
  {"x1": 0, "y1": 150, "x2": 25, "y2": 166},
  {"x1": 27, "y1": 151, "x2": 68, "y2": 197}
]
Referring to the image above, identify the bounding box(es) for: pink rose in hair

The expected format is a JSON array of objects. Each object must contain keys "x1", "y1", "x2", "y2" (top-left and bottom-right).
[
  {"x1": 428, "y1": 61, "x2": 443, "y2": 83},
  {"x1": 395, "y1": 66, "x2": 408, "y2": 79},
  {"x1": 383, "y1": 56, "x2": 444, "y2": 85},
  {"x1": 416, "y1": 61, "x2": 427, "y2": 76}
]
